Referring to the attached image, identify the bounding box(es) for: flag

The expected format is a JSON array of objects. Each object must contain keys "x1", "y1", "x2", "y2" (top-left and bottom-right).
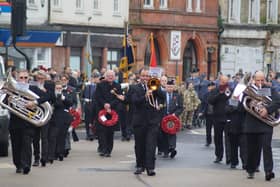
[
  {"x1": 85, "y1": 32, "x2": 93, "y2": 65},
  {"x1": 149, "y1": 33, "x2": 157, "y2": 67},
  {"x1": 85, "y1": 32, "x2": 93, "y2": 79},
  {"x1": 119, "y1": 34, "x2": 134, "y2": 72}
]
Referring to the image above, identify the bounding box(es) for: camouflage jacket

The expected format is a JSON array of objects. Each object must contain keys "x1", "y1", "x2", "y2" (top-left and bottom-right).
[{"x1": 183, "y1": 88, "x2": 201, "y2": 111}]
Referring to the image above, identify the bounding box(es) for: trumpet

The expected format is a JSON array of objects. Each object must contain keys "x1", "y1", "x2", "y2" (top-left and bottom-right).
[{"x1": 146, "y1": 77, "x2": 160, "y2": 109}]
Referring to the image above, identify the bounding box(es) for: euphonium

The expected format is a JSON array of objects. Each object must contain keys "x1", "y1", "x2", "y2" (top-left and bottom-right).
[
  {"x1": 0, "y1": 71, "x2": 52, "y2": 127},
  {"x1": 146, "y1": 77, "x2": 160, "y2": 108},
  {"x1": 242, "y1": 84, "x2": 280, "y2": 127}
]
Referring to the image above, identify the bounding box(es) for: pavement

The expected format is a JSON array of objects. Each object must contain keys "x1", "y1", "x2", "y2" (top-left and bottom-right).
[{"x1": 1, "y1": 127, "x2": 280, "y2": 187}]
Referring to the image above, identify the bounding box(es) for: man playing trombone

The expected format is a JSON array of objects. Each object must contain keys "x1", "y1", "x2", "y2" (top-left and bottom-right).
[{"x1": 131, "y1": 66, "x2": 165, "y2": 176}]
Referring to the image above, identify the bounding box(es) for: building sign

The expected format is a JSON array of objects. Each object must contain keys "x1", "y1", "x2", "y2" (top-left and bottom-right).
[
  {"x1": 0, "y1": 2, "x2": 11, "y2": 13},
  {"x1": 170, "y1": 31, "x2": 181, "y2": 60}
]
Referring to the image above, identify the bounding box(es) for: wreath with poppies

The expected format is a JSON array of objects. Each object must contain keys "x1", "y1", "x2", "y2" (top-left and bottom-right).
[
  {"x1": 98, "y1": 109, "x2": 119, "y2": 127},
  {"x1": 69, "y1": 108, "x2": 81, "y2": 129},
  {"x1": 161, "y1": 114, "x2": 181, "y2": 135}
]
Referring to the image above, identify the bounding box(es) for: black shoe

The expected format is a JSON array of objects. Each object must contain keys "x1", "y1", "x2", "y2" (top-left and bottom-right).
[
  {"x1": 170, "y1": 150, "x2": 177, "y2": 159},
  {"x1": 255, "y1": 167, "x2": 260, "y2": 172},
  {"x1": 226, "y1": 160, "x2": 231, "y2": 165},
  {"x1": 40, "y1": 159, "x2": 46, "y2": 167},
  {"x1": 48, "y1": 160, "x2": 54, "y2": 164},
  {"x1": 247, "y1": 172, "x2": 254, "y2": 179},
  {"x1": 99, "y1": 152, "x2": 105, "y2": 157},
  {"x1": 230, "y1": 165, "x2": 237, "y2": 169},
  {"x1": 265, "y1": 172, "x2": 275, "y2": 181},
  {"x1": 134, "y1": 167, "x2": 145, "y2": 175},
  {"x1": 146, "y1": 169, "x2": 156, "y2": 176},
  {"x1": 64, "y1": 149, "x2": 69, "y2": 157},
  {"x1": 23, "y1": 167, "x2": 30, "y2": 175},
  {"x1": 205, "y1": 143, "x2": 210, "y2": 147},
  {"x1": 16, "y1": 168, "x2": 23, "y2": 173},
  {"x1": 32, "y1": 160, "x2": 40, "y2": 167},
  {"x1": 104, "y1": 153, "x2": 111, "y2": 157},
  {"x1": 163, "y1": 153, "x2": 169, "y2": 158},
  {"x1": 58, "y1": 155, "x2": 64, "y2": 161},
  {"x1": 214, "y1": 158, "x2": 222, "y2": 163},
  {"x1": 157, "y1": 151, "x2": 163, "y2": 156},
  {"x1": 242, "y1": 165, "x2": 247, "y2": 170}
]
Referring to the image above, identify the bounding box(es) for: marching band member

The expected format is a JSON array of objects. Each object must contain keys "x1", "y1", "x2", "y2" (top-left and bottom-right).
[
  {"x1": 242, "y1": 71, "x2": 280, "y2": 181},
  {"x1": 82, "y1": 72, "x2": 100, "y2": 141},
  {"x1": 32, "y1": 70, "x2": 55, "y2": 167},
  {"x1": 161, "y1": 79, "x2": 183, "y2": 158},
  {"x1": 131, "y1": 67, "x2": 165, "y2": 176},
  {"x1": 94, "y1": 70, "x2": 122, "y2": 157},
  {"x1": 9, "y1": 69, "x2": 49, "y2": 174},
  {"x1": 48, "y1": 80, "x2": 73, "y2": 163},
  {"x1": 208, "y1": 75, "x2": 231, "y2": 164}
]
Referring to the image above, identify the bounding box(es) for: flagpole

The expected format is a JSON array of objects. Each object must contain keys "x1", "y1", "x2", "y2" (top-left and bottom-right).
[{"x1": 87, "y1": 16, "x2": 92, "y2": 80}]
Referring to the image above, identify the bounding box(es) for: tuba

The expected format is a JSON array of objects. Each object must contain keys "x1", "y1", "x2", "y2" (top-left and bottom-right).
[
  {"x1": 0, "y1": 71, "x2": 52, "y2": 127},
  {"x1": 242, "y1": 84, "x2": 280, "y2": 127}
]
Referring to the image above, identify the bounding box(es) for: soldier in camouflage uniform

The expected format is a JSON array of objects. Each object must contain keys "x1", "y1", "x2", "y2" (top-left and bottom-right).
[
  {"x1": 177, "y1": 83, "x2": 187, "y2": 128},
  {"x1": 183, "y1": 82, "x2": 201, "y2": 129}
]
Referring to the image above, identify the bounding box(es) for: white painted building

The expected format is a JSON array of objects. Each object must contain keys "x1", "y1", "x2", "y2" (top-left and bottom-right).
[
  {"x1": 50, "y1": 0, "x2": 129, "y2": 28},
  {"x1": 220, "y1": 0, "x2": 280, "y2": 76}
]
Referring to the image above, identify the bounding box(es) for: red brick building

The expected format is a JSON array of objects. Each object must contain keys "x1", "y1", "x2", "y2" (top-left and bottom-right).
[{"x1": 129, "y1": 0, "x2": 219, "y2": 81}]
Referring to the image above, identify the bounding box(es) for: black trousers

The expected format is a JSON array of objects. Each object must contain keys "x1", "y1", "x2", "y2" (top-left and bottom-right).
[
  {"x1": 246, "y1": 132, "x2": 273, "y2": 173},
  {"x1": 229, "y1": 133, "x2": 247, "y2": 166},
  {"x1": 98, "y1": 126, "x2": 114, "y2": 154},
  {"x1": 10, "y1": 127, "x2": 35, "y2": 169},
  {"x1": 205, "y1": 115, "x2": 214, "y2": 144},
  {"x1": 32, "y1": 124, "x2": 49, "y2": 162},
  {"x1": 119, "y1": 109, "x2": 127, "y2": 138},
  {"x1": 84, "y1": 102, "x2": 95, "y2": 139},
  {"x1": 134, "y1": 125, "x2": 158, "y2": 170},
  {"x1": 160, "y1": 129, "x2": 176, "y2": 154},
  {"x1": 213, "y1": 121, "x2": 226, "y2": 160}
]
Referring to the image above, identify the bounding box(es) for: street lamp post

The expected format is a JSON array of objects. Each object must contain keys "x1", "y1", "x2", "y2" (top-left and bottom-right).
[{"x1": 207, "y1": 47, "x2": 215, "y2": 80}]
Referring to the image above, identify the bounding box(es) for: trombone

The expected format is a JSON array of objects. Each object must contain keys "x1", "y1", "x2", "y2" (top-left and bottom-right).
[{"x1": 145, "y1": 77, "x2": 161, "y2": 109}]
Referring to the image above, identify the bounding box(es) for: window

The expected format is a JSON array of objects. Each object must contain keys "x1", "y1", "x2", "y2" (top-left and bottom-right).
[
  {"x1": 113, "y1": 0, "x2": 120, "y2": 15},
  {"x1": 228, "y1": 0, "x2": 241, "y2": 23},
  {"x1": 249, "y1": 0, "x2": 260, "y2": 23},
  {"x1": 107, "y1": 50, "x2": 119, "y2": 70},
  {"x1": 75, "y1": 0, "x2": 84, "y2": 13},
  {"x1": 195, "y1": 0, "x2": 201, "y2": 12},
  {"x1": 187, "y1": 0, "x2": 192, "y2": 12},
  {"x1": 93, "y1": 0, "x2": 102, "y2": 15},
  {"x1": 93, "y1": 0, "x2": 99, "y2": 9},
  {"x1": 53, "y1": 0, "x2": 62, "y2": 11},
  {"x1": 186, "y1": 0, "x2": 201, "y2": 13},
  {"x1": 53, "y1": 0, "x2": 61, "y2": 7},
  {"x1": 76, "y1": 0, "x2": 82, "y2": 9},
  {"x1": 27, "y1": 0, "x2": 38, "y2": 9},
  {"x1": 144, "y1": 0, "x2": 153, "y2": 8},
  {"x1": 160, "y1": 0, "x2": 167, "y2": 9},
  {"x1": 267, "y1": 0, "x2": 278, "y2": 23}
]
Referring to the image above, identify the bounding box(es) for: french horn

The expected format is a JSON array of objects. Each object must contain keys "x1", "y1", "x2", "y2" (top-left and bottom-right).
[{"x1": 0, "y1": 71, "x2": 52, "y2": 127}]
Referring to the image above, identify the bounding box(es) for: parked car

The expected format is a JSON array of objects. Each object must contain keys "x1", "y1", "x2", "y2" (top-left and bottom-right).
[{"x1": 0, "y1": 56, "x2": 9, "y2": 157}]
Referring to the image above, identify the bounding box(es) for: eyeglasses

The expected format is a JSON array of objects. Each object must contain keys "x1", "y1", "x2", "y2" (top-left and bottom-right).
[{"x1": 19, "y1": 76, "x2": 28, "y2": 79}]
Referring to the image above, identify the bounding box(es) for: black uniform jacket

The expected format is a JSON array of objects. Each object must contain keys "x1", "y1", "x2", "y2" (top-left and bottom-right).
[
  {"x1": 164, "y1": 91, "x2": 183, "y2": 117},
  {"x1": 207, "y1": 87, "x2": 231, "y2": 123},
  {"x1": 131, "y1": 83, "x2": 165, "y2": 127}
]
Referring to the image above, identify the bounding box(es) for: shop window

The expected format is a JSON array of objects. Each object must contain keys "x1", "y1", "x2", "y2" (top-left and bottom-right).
[
  {"x1": 107, "y1": 50, "x2": 120, "y2": 70},
  {"x1": 93, "y1": 0, "x2": 102, "y2": 15},
  {"x1": 75, "y1": 0, "x2": 84, "y2": 14}
]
